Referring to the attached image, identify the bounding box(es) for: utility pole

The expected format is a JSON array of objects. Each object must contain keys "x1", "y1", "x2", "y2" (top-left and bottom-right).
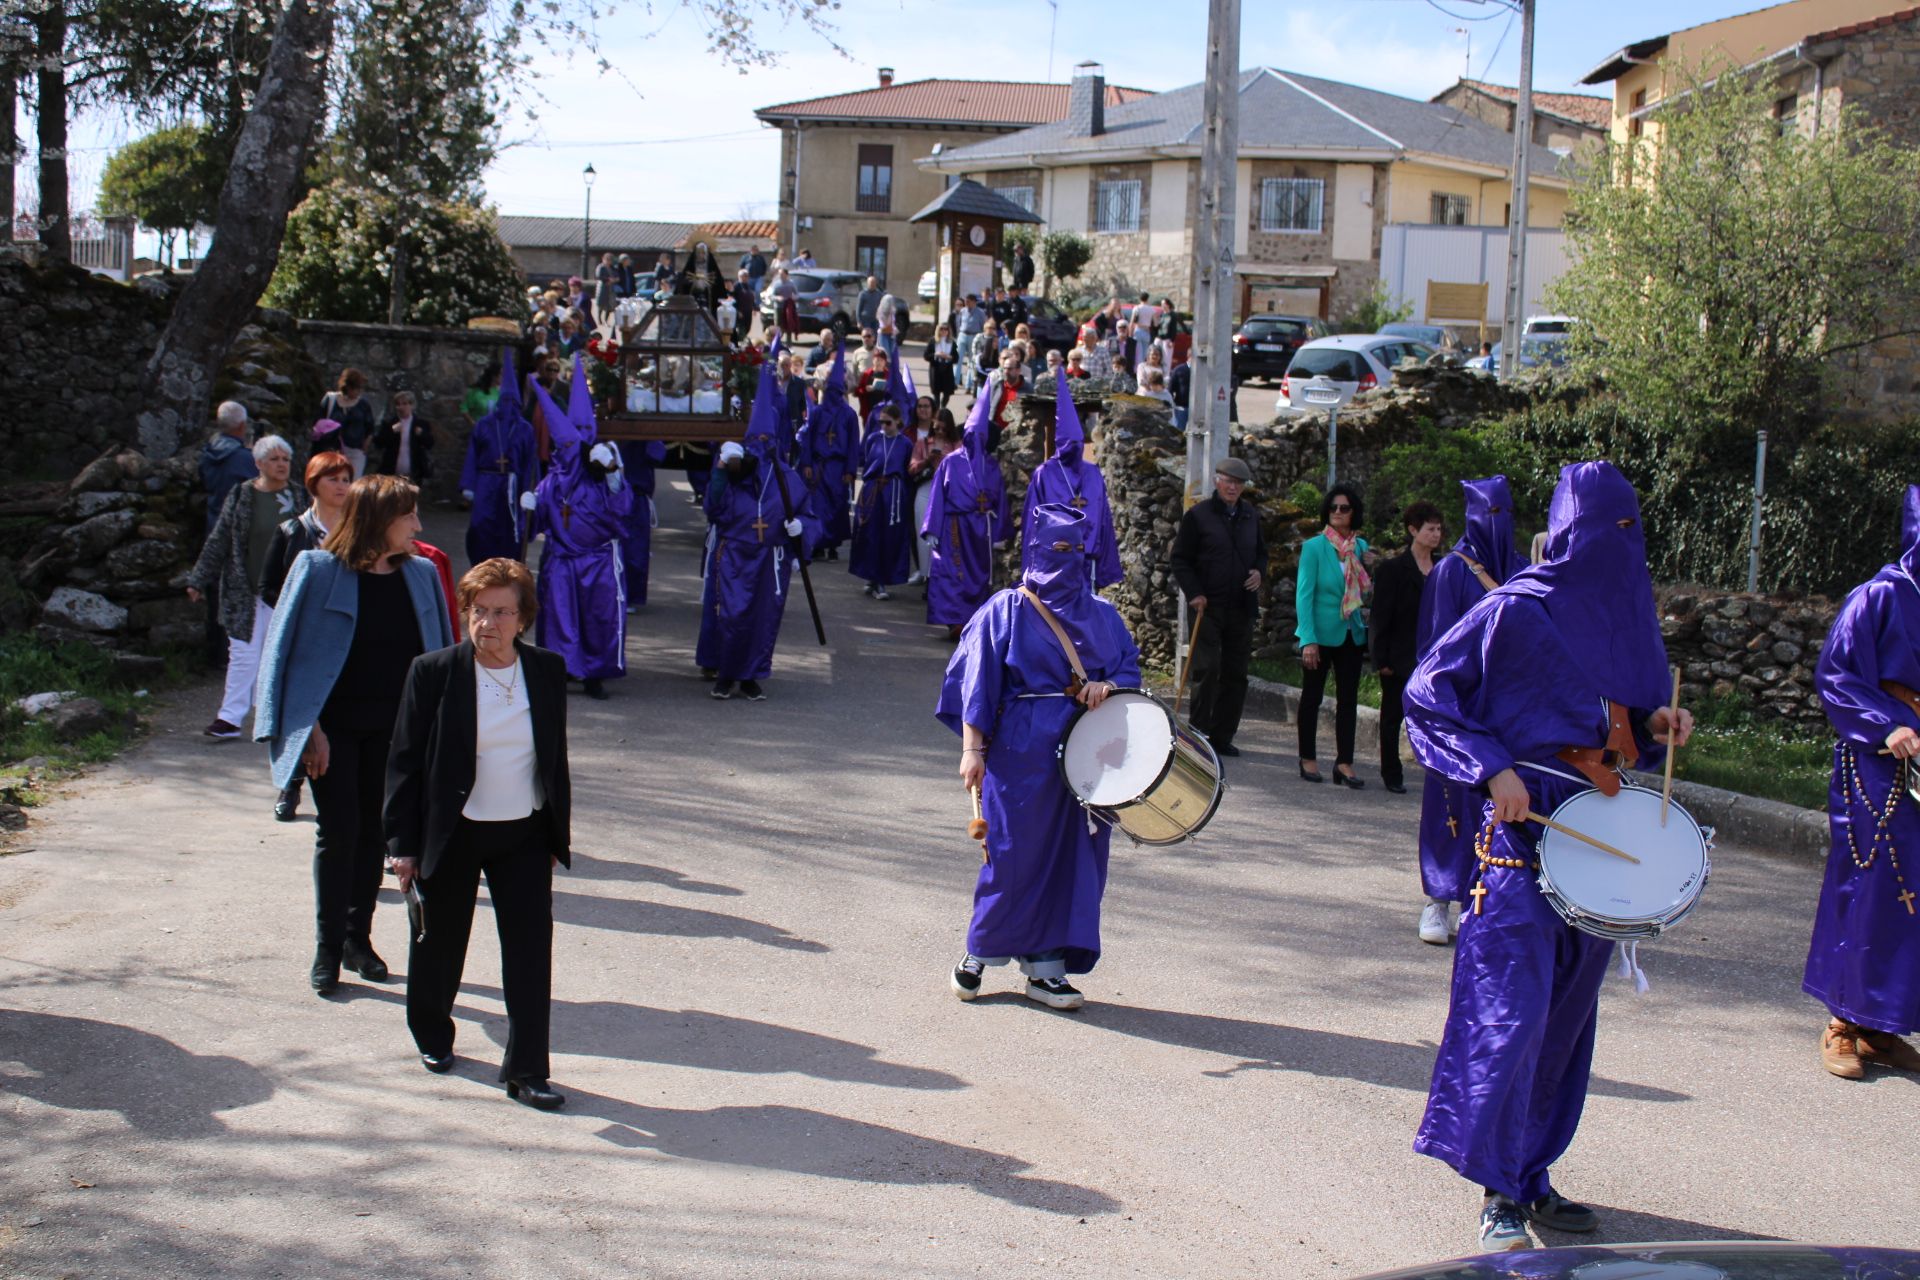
[
  {"x1": 1499, "y1": 0, "x2": 1535, "y2": 380},
  {"x1": 1180, "y1": 0, "x2": 1240, "y2": 674}
]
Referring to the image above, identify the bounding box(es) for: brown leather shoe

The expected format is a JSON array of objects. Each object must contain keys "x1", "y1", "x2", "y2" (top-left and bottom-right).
[
  {"x1": 1858, "y1": 1027, "x2": 1920, "y2": 1072},
  {"x1": 1823, "y1": 1019, "x2": 1866, "y2": 1079}
]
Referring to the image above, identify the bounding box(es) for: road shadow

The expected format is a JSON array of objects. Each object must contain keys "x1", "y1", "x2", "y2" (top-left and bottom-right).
[
  {"x1": 1079, "y1": 1004, "x2": 1690, "y2": 1103},
  {"x1": 568, "y1": 1092, "x2": 1121, "y2": 1216},
  {"x1": 564, "y1": 855, "x2": 744, "y2": 896},
  {"x1": 1537, "y1": 1204, "x2": 1789, "y2": 1249},
  {"x1": 552, "y1": 889, "x2": 827, "y2": 953},
  {"x1": 0, "y1": 1009, "x2": 274, "y2": 1137}
]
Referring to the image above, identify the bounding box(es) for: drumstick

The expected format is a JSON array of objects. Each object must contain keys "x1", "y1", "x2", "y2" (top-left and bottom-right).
[
  {"x1": 1660, "y1": 665, "x2": 1681, "y2": 827},
  {"x1": 1524, "y1": 810, "x2": 1641, "y2": 865},
  {"x1": 967, "y1": 786, "x2": 989, "y2": 864},
  {"x1": 1173, "y1": 600, "x2": 1208, "y2": 719}
]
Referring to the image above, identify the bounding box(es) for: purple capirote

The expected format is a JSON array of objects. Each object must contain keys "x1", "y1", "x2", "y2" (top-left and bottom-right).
[
  {"x1": 1021, "y1": 367, "x2": 1122, "y2": 590},
  {"x1": 798, "y1": 344, "x2": 857, "y2": 550},
  {"x1": 460, "y1": 349, "x2": 540, "y2": 568},
  {"x1": 923, "y1": 388, "x2": 1009, "y2": 627}
]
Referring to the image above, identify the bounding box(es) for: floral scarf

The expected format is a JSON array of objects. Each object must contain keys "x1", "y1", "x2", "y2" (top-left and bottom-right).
[{"x1": 1325, "y1": 527, "x2": 1371, "y2": 620}]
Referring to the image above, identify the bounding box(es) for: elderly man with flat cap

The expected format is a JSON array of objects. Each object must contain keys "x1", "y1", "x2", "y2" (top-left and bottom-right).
[{"x1": 1170, "y1": 456, "x2": 1267, "y2": 757}]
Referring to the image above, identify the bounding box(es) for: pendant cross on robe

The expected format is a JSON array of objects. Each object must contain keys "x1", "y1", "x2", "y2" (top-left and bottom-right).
[
  {"x1": 1901, "y1": 888, "x2": 1917, "y2": 915},
  {"x1": 561, "y1": 500, "x2": 572, "y2": 530},
  {"x1": 494, "y1": 454, "x2": 511, "y2": 472},
  {"x1": 1470, "y1": 881, "x2": 1488, "y2": 915},
  {"x1": 1069, "y1": 494, "x2": 1088, "y2": 509},
  {"x1": 751, "y1": 516, "x2": 770, "y2": 543},
  {"x1": 1446, "y1": 815, "x2": 1459, "y2": 838},
  {"x1": 974, "y1": 490, "x2": 992, "y2": 515}
]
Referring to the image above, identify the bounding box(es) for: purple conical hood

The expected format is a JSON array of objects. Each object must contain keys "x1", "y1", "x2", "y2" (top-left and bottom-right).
[
  {"x1": 888, "y1": 350, "x2": 917, "y2": 427},
  {"x1": 744, "y1": 355, "x2": 782, "y2": 459},
  {"x1": 1022, "y1": 501, "x2": 1101, "y2": 657},
  {"x1": 527, "y1": 375, "x2": 581, "y2": 455},
  {"x1": 496, "y1": 349, "x2": 522, "y2": 419},
  {"x1": 824, "y1": 344, "x2": 848, "y2": 402},
  {"x1": 1456, "y1": 475, "x2": 1523, "y2": 586},
  {"x1": 1054, "y1": 367, "x2": 1084, "y2": 463},
  {"x1": 566, "y1": 353, "x2": 597, "y2": 445},
  {"x1": 474, "y1": 349, "x2": 526, "y2": 439},
  {"x1": 961, "y1": 382, "x2": 991, "y2": 457}
]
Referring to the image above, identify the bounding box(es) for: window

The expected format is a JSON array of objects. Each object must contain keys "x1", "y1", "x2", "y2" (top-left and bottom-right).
[
  {"x1": 855, "y1": 145, "x2": 893, "y2": 213},
  {"x1": 854, "y1": 236, "x2": 888, "y2": 283},
  {"x1": 1774, "y1": 94, "x2": 1799, "y2": 137},
  {"x1": 1093, "y1": 179, "x2": 1142, "y2": 233},
  {"x1": 1259, "y1": 177, "x2": 1324, "y2": 233},
  {"x1": 1628, "y1": 88, "x2": 1646, "y2": 139},
  {"x1": 992, "y1": 185, "x2": 1035, "y2": 213},
  {"x1": 1430, "y1": 193, "x2": 1471, "y2": 226}
]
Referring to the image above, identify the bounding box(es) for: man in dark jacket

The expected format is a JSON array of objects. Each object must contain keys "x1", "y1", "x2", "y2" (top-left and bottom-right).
[
  {"x1": 1368, "y1": 500, "x2": 1445, "y2": 794},
  {"x1": 1170, "y1": 456, "x2": 1267, "y2": 757},
  {"x1": 1010, "y1": 243, "x2": 1035, "y2": 291}
]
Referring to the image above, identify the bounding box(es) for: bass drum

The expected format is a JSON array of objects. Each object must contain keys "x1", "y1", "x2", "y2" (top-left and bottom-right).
[{"x1": 1057, "y1": 688, "x2": 1223, "y2": 845}]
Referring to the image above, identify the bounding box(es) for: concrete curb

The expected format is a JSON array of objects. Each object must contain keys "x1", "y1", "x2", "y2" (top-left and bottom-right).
[{"x1": 1241, "y1": 676, "x2": 1829, "y2": 862}]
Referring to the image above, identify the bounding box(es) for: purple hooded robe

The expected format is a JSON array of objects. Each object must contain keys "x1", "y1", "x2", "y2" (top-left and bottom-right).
[
  {"x1": 798, "y1": 346, "x2": 858, "y2": 551},
  {"x1": 850, "y1": 421, "x2": 914, "y2": 586},
  {"x1": 616, "y1": 438, "x2": 668, "y2": 608},
  {"x1": 1415, "y1": 475, "x2": 1526, "y2": 905},
  {"x1": 937, "y1": 503, "x2": 1142, "y2": 974},
  {"x1": 528, "y1": 357, "x2": 634, "y2": 681},
  {"x1": 460, "y1": 350, "x2": 540, "y2": 567},
  {"x1": 923, "y1": 390, "x2": 1010, "y2": 627},
  {"x1": 1805, "y1": 484, "x2": 1920, "y2": 1036},
  {"x1": 1405, "y1": 461, "x2": 1672, "y2": 1204},
  {"x1": 694, "y1": 355, "x2": 821, "y2": 682},
  {"x1": 1022, "y1": 369, "x2": 1122, "y2": 590}
]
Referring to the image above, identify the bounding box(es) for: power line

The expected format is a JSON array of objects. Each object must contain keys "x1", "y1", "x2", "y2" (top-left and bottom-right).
[{"x1": 1423, "y1": 0, "x2": 1515, "y2": 21}]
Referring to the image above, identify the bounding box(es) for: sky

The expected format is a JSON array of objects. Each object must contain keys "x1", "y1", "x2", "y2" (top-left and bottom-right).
[{"x1": 56, "y1": 0, "x2": 1775, "y2": 236}]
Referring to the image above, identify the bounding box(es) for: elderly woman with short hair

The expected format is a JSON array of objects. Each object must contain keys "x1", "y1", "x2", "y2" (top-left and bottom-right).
[
  {"x1": 186, "y1": 435, "x2": 308, "y2": 740},
  {"x1": 386, "y1": 558, "x2": 572, "y2": 1109}
]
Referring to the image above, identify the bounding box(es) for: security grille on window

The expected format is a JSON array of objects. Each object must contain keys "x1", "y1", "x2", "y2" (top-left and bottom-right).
[
  {"x1": 856, "y1": 145, "x2": 893, "y2": 213},
  {"x1": 1259, "y1": 178, "x2": 1323, "y2": 233},
  {"x1": 992, "y1": 185, "x2": 1035, "y2": 213},
  {"x1": 1430, "y1": 194, "x2": 1471, "y2": 226},
  {"x1": 1093, "y1": 179, "x2": 1141, "y2": 233}
]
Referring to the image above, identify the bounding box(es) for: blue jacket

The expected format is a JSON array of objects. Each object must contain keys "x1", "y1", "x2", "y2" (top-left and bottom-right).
[
  {"x1": 1295, "y1": 532, "x2": 1370, "y2": 649},
  {"x1": 199, "y1": 433, "x2": 258, "y2": 516},
  {"x1": 254, "y1": 550, "x2": 455, "y2": 788}
]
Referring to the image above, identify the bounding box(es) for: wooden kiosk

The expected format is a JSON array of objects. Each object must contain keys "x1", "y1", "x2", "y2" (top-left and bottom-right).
[{"x1": 908, "y1": 180, "x2": 1043, "y2": 328}]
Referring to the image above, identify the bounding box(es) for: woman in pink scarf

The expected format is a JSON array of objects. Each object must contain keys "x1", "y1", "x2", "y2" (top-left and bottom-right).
[{"x1": 1295, "y1": 484, "x2": 1371, "y2": 786}]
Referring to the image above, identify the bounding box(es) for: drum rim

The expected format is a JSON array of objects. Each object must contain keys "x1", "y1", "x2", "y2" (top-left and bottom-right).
[
  {"x1": 1057, "y1": 686, "x2": 1180, "y2": 809},
  {"x1": 1113, "y1": 733, "x2": 1227, "y2": 845},
  {"x1": 1535, "y1": 782, "x2": 1711, "y2": 931}
]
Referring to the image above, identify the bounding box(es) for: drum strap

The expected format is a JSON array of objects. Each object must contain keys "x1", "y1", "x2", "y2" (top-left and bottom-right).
[
  {"x1": 1018, "y1": 587, "x2": 1088, "y2": 697},
  {"x1": 1555, "y1": 701, "x2": 1637, "y2": 797},
  {"x1": 1881, "y1": 680, "x2": 1920, "y2": 720},
  {"x1": 1458, "y1": 554, "x2": 1500, "y2": 593}
]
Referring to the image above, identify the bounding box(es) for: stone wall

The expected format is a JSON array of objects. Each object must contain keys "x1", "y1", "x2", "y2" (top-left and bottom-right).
[{"x1": 1658, "y1": 588, "x2": 1836, "y2": 727}]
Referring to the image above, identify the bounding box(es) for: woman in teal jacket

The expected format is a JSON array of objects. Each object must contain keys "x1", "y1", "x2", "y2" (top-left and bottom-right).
[
  {"x1": 1294, "y1": 484, "x2": 1370, "y2": 787},
  {"x1": 256, "y1": 476, "x2": 455, "y2": 996}
]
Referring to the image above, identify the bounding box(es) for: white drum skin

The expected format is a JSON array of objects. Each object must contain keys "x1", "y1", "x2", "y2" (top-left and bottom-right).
[
  {"x1": 1062, "y1": 692, "x2": 1173, "y2": 807},
  {"x1": 1535, "y1": 784, "x2": 1711, "y2": 941}
]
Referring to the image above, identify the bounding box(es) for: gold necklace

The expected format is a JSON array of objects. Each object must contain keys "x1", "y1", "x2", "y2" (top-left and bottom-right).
[{"x1": 478, "y1": 654, "x2": 519, "y2": 697}]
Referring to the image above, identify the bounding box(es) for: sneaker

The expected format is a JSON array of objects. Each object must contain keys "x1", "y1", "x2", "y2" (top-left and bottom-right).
[
  {"x1": 1823, "y1": 1018, "x2": 1866, "y2": 1079},
  {"x1": 862, "y1": 582, "x2": 876, "y2": 596},
  {"x1": 950, "y1": 955, "x2": 985, "y2": 1001},
  {"x1": 739, "y1": 680, "x2": 767, "y2": 701},
  {"x1": 1858, "y1": 1026, "x2": 1920, "y2": 1072},
  {"x1": 1419, "y1": 900, "x2": 1451, "y2": 946},
  {"x1": 906, "y1": 571, "x2": 927, "y2": 585},
  {"x1": 1524, "y1": 1191, "x2": 1598, "y2": 1233},
  {"x1": 873, "y1": 587, "x2": 892, "y2": 601},
  {"x1": 710, "y1": 679, "x2": 735, "y2": 700},
  {"x1": 1478, "y1": 1195, "x2": 1531, "y2": 1252},
  {"x1": 1025, "y1": 976, "x2": 1084, "y2": 1010},
  {"x1": 203, "y1": 719, "x2": 243, "y2": 740}
]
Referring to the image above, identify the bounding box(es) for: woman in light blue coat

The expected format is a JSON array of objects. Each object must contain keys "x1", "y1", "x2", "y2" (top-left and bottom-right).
[
  {"x1": 1294, "y1": 483, "x2": 1370, "y2": 788},
  {"x1": 256, "y1": 475, "x2": 454, "y2": 997}
]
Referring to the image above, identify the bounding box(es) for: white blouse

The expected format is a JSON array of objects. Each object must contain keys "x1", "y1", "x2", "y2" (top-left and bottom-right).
[{"x1": 465, "y1": 657, "x2": 542, "y2": 822}]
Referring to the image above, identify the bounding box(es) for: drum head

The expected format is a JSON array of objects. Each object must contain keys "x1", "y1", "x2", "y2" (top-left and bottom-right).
[
  {"x1": 1062, "y1": 691, "x2": 1174, "y2": 807},
  {"x1": 1538, "y1": 785, "x2": 1708, "y2": 925}
]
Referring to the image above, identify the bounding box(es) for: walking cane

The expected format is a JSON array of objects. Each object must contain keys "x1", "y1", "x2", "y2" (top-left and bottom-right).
[{"x1": 1172, "y1": 600, "x2": 1208, "y2": 720}]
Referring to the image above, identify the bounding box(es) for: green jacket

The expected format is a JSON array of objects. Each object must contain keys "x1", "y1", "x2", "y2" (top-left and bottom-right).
[{"x1": 1295, "y1": 533, "x2": 1369, "y2": 648}]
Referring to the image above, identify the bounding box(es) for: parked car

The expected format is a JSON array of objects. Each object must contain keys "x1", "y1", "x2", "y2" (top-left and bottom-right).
[
  {"x1": 758, "y1": 269, "x2": 866, "y2": 338},
  {"x1": 1487, "y1": 333, "x2": 1572, "y2": 377},
  {"x1": 1522, "y1": 313, "x2": 1577, "y2": 338},
  {"x1": 1378, "y1": 321, "x2": 1453, "y2": 349},
  {"x1": 917, "y1": 268, "x2": 937, "y2": 302},
  {"x1": 1275, "y1": 334, "x2": 1436, "y2": 412},
  {"x1": 1019, "y1": 296, "x2": 1081, "y2": 355},
  {"x1": 1231, "y1": 314, "x2": 1329, "y2": 383}
]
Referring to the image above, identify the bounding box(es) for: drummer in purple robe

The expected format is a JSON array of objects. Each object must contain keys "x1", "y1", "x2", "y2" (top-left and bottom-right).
[
  {"x1": 1404, "y1": 460, "x2": 1692, "y2": 1253},
  {"x1": 798, "y1": 346, "x2": 857, "y2": 562},
  {"x1": 460, "y1": 350, "x2": 539, "y2": 567},
  {"x1": 939, "y1": 501, "x2": 1141, "y2": 1010},
  {"x1": 922, "y1": 390, "x2": 1009, "y2": 639},
  {"x1": 695, "y1": 358, "x2": 819, "y2": 702},
  {"x1": 1805, "y1": 482, "x2": 1920, "y2": 1080},
  {"x1": 851, "y1": 401, "x2": 913, "y2": 601},
  {"x1": 525, "y1": 358, "x2": 633, "y2": 700},
  {"x1": 1022, "y1": 368, "x2": 1122, "y2": 590},
  {"x1": 1412, "y1": 475, "x2": 1526, "y2": 946},
  {"x1": 615, "y1": 438, "x2": 667, "y2": 612}
]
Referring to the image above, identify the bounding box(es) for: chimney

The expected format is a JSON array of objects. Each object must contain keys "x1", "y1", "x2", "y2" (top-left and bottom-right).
[
  {"x1": 878, "y1": 67, "x2": 894, "y2": 88},
  {"x1": 1069, "y1": 61, "x2": 1106, "y2": 137}
]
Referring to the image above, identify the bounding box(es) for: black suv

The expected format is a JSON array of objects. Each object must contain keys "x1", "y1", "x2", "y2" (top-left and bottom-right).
[{"x1": 1232, "y1": 314, "x2": 1329, "y2": 383}]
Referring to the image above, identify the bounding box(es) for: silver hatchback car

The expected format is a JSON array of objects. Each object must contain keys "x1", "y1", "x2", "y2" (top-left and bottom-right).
[{"x1": 759, "y1": 269, "x2": 867, "y2": 338}]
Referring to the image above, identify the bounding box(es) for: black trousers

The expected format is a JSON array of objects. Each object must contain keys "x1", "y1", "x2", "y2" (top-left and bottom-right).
[
  {"x1": 1188, "y1": 605, "x2": 1253, "y2": 749},
  {"x1": 1298, "y1": 636, "x2": 1365, "y2": 767},
  {"x1": 310, "y1": 719, "x2": 392, "y2": 951},
  {"x1": 1377, "y1": 670, "x2": 1409, "y2": 788},
  {"x1": 406, "y1": 813, "x2": 553, "y2": 1082}
]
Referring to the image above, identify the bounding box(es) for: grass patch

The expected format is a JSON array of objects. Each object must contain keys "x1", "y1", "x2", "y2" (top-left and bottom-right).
[
  {"x1": 1250, "y1": 657, "x2": 1385, "y2": 710},
  {"x1": 0, "y1": 635, "x2": 183, "y2": 801}
]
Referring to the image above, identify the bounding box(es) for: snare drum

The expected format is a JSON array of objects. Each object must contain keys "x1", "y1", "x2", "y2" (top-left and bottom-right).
[
  {"x1": 1057, "y1": 688, "x2": 1223, "y2": 845},
  {"x1": 1535, "y1": 783, "x2": 1712, "y2": 942}
]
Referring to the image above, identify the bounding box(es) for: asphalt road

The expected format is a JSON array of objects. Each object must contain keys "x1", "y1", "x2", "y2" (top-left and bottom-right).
[{"x1": 0, "y1": 495, "x2": 1914, "y2": 1280}]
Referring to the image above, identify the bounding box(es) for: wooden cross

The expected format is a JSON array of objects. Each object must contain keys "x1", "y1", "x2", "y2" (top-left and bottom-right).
[
  {"x1": 493, "y1": 455, "x2": 511, "y2": 472},
  {"x1": 1446, "y1": 815, "x2": 1459, "y2": 838},
  {"x1": 751, "y1": 516, "x2": 770, "y2": 543},
  {"x1": 561, "y1": 500, "x2": 572, "y2": 530},
  {"x1": 1069, "y1": 495, "x2": 1089, "y2": 509},
  {"x1": 1901, "y1": 888, "x2": 1917, "y2": 916},
  {"x1": 1470, "y1": 882, "x2": 1488, "y2": 915},
  {"x1": 974, "y1": 490, "x2": 992, "y2": 514}
]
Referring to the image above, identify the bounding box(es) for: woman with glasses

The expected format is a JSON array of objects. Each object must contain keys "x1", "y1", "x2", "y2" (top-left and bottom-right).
[
  {"x1": 385, "y1": 557, "x2": 573, "y2": 1110},
  {"x1": 1295, "y1": 485, "x2": 1370, "y2": 787}
]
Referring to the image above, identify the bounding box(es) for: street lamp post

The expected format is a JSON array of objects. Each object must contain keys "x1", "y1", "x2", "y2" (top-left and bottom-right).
[{"x1": 581, "y1": 163, "x2": 597, "y2": 279}]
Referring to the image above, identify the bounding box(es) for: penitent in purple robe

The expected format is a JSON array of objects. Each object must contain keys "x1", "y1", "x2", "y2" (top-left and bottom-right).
[
  {"x1": 1414, "y1": 475, "x2": 1525, "y2": 906},
  {"x1": 1805, "y1": 484, "x2": 1920, "y2": 1037},
  {"x1": 616, "y1": 439, "x2": 667, "y2": 608},
  {"x1": 460, "y1": 349, "x2": 540, "y2": 567},
  {"x1": 799, "y1": 346, "x2": 858, "y2": 552},
  {"x1": 1023, "y1": 368, "x2": 1122, "y2": 590},
  {"x1": 850, "y1": 428, "x2": 913, "y2": 586},
  {"x1": 923, "y1": 390, "x2": 1009, "y2": 627},
  {"x1": 528, "y1": 358, "x2": 634, "y2": 681},
  {"x1": 695, "y1": 357, "x2": 821, "y2": 681},
  {"x1": 937, "y1": 503, "x2": 1141, "y2": 974},
  {"x1": 1405, "y1": 461, "x2": 1672, "y2": 1205}
]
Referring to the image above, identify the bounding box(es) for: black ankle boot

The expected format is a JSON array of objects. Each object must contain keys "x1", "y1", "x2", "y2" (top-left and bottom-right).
[
  {"x1": 274, "y1": 778, "x2": 303, "y2": 822},
  {"x1": 310, "y1": 947, "x2": 341, "y2": 996},
  {"x1": 341, "y1": 938, "x2": 389, "y2": 982}
]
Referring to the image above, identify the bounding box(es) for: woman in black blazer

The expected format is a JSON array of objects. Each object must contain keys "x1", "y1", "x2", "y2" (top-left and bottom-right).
[{"x1": 384, "y1": 557, "x2": 573, "y2": 1110}]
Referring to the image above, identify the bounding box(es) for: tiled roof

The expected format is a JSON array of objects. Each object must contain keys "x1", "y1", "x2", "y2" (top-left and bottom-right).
[
  {"x1": 906, "y1": 180, "x2": 1044, "y2": 225},
  {"x1": 1808, "y1": 4, "x2": 1920, "y2": 42},
  {"x1": 493, "y1": 214, "x2": 692, "y2": 253},
  {"x1": 755, "y1": 77, "x2": 1152, "y2": 126},
  {"x1": 1452, "y1": 79, "x2": 1612, "y2": 130},
  {"x1": 932, "y1": 68, "x2": 1570, "y2": 179},
  {"x1": 684, "y1": 220, "x2": 780, "y2": 243}
]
